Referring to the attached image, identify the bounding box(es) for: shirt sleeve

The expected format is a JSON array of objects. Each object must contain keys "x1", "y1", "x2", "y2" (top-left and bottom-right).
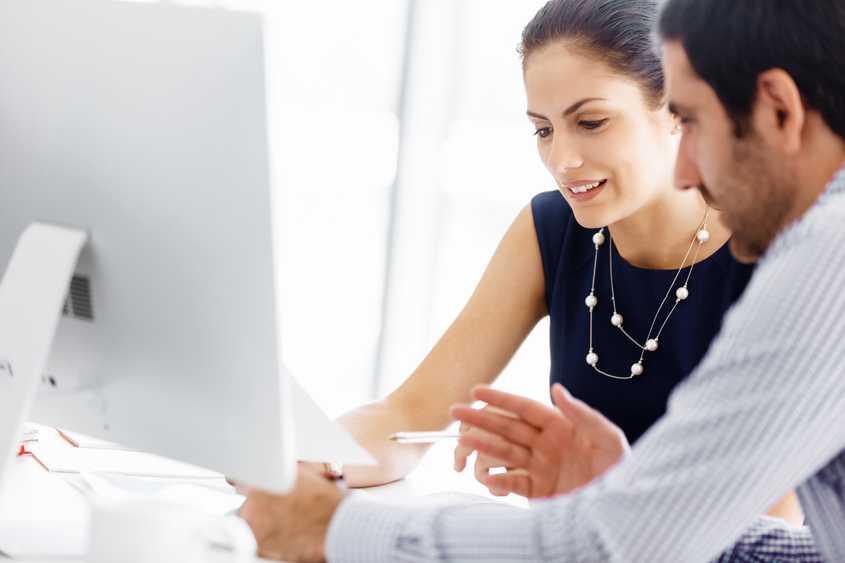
[
  {"x1": 711, "y1": 517, "x2": 821, "y2": 562},
  {"x1": 328, "y1": 496, "x2": 820, "y2": 563},
  {"x1": 327, "y1": 217, "x2": 845, "y2": 562}
]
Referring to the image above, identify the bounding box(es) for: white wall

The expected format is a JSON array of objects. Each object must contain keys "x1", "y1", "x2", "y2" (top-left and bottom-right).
[{"x1": 152, "y1": 0, "x2": 555, "y2": 416}]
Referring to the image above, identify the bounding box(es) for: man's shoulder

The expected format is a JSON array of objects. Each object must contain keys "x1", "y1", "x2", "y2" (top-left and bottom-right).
[
  {"x1": 711, "y1": 193, "x2": 845, "y2": 350},
  {"x1": 763, "y1": 193, "x2": 845, "y2": 264}
]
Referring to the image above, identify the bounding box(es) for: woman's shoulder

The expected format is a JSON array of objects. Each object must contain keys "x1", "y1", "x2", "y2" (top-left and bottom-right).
[
  {"x1": 530, "y1": 190, "x2": 576, "y2": 251},
  {"x1": 530, "y1": 191, "x2": 594, "y2": 303},
  {"x1": 710, "y1": 240, "x2": 756, "y2": 296},
  {"x1": 531, "y1": 190, "x2": 572, "y2": 228}
]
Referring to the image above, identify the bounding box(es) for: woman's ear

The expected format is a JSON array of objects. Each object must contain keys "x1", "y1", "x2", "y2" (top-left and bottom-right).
[
  {"x1": 671, "y1": 117, "x2": 682, "y2": 135},
  {"x1": 665, "y1": 105, "x2": 682, "y2": 135}
]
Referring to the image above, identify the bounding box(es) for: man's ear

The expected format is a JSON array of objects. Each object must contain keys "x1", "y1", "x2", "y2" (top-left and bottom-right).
[{"x1": 753, "y1": 68, "x2": 805, "y2": 154}]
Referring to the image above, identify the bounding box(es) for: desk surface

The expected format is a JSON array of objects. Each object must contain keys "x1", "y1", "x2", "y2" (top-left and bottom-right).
[{"x1": 2, "y1": 439, "x2": 521, "y2": 562}]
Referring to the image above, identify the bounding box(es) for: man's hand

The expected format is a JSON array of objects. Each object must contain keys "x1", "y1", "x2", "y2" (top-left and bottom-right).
[
  {"x1": 239, "y1": 468, "x2": 345, "y2": 562},
  {"x1": 453, "y1": 406, "x2": 530, "y2": 496},
  {"x1": 450, "y1": 383, "x2": 630, "y2": 499}
]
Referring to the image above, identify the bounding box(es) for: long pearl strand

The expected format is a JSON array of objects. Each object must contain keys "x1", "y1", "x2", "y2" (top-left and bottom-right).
[{"x1": 584, "y1": 209, "x2": 711, "y2": 380}]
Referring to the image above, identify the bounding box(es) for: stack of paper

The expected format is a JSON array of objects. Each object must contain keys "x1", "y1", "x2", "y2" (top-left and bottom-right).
[
  {"x1": 1, "y1": 378, "x2": 377, "y2": 559},
  {"x1": 22, "y1": 426, "x2": 222, "y2": 479}
]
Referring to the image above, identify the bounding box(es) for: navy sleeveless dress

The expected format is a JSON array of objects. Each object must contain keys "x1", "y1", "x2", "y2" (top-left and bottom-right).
[{"x1": 532, "y1": 191, "x2": 754, "y2": 444}]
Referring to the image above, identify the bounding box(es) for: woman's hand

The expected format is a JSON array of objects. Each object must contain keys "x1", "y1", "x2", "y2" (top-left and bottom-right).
[
  {"x1": 453, "y1": 406, "x2": 529, "y2": 496},
  {"x1": 450, "y1": 383, "x2": 630, "y2": 499}
]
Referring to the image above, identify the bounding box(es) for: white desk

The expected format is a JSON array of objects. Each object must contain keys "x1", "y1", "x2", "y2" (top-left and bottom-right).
[{"x1": 1, "y1": 439, "x2": 520, "y2": 562}]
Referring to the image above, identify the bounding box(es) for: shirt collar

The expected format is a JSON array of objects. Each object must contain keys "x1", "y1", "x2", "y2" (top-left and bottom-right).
[{"x1": 817, "y1": 160, "x2": 845, "y2": 204}]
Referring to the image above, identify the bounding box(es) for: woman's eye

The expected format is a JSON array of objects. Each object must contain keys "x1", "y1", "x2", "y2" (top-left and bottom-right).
[
  {"x1": 579, "y1": 119, "x2": 609, "y2": 131},
  {"x1": 533, "y1": 127, "x2": 552, "y2": 139}
]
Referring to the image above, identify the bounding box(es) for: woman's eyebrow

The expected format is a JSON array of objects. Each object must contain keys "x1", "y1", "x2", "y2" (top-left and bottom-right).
[{"x1": 526, "y1": 97, "x2": 608, "y2": 120}]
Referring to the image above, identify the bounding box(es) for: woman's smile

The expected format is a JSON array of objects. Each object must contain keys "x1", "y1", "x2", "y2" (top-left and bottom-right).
[{"x1": 561, "y1": 179, "x2": 608, "y2": 202}]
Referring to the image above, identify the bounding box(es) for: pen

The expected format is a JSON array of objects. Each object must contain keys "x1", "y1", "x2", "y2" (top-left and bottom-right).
[{"x1": 389, "y1": 431, "x2": 462, "y2": 444}]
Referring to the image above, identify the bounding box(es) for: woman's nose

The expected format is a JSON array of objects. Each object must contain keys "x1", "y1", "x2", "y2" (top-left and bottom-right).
[{"x1": 549, "y1": 136, "x2": 584, "y2": 175}]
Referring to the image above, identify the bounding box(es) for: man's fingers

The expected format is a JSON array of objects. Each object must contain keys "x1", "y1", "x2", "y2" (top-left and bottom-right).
[
  {"x1": 481, "y1": 471, "x2": 533, "y2": 498},
  {"x1": 451, "y1": 405, "x2": 541, "y2": 448},
  {"x1": 460, "y1": 433, "x2": 531, "y2": 470},
  {"x1": 481, "y1": 468, "x2": 530, "y2": 497},
  {"x1": 464, "y1": 426, "x2": 515, "y2": 483},
  {"x1": 552, "y1": 384, "x2": 629, "y2": 454},
  {"x1": 473, "y1": 454, "x2": 493, "y2": 484},
  {"x1": 454, "y1": 443, "x2": 473, "y2": 472},
  {"x1": 473, "y1": 450, "x2": 512, "y2": 482},
  {"x1": 552, "y1": 384, "x2": 614, "y2": 437},
  {"x1": 454, "y1": 422, "x2": 473, "y2": 472},
  {"x1": 239, "y1": 491, "x2": 276, "y2": 542},
  {"x1": 256, "y1": 546, "x2": 284, "y2": 561},
  {"x1": 470, "y1": 386, "x2": 560, "y2": 429},
  {"x1": 226, "y1": 478, "x2": 251, "y2": 496}
]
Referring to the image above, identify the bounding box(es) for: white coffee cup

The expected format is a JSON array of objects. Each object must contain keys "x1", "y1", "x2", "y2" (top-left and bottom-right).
[{"x1": 88, "y1": 498, "x2": 256, "y2": 563}]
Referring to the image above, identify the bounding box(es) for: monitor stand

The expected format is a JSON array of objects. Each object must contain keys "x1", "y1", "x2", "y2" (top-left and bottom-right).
[{"x1": 0, "y1": 223, "x2": 87, "y2": 490}]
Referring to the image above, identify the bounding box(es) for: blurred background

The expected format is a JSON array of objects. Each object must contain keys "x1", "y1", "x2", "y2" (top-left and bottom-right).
[{"x1": 152, "y1": 0, "x2": 554, "y2": 416}]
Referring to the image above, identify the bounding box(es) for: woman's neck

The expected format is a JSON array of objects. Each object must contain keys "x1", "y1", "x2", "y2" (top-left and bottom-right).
[{"x1": 608, "y1": 188, "x2": 731, "y2": 269}]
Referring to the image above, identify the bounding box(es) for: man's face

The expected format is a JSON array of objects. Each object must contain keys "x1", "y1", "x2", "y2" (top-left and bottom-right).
[{"x1": 663, "y1": 42, "x2": 795, "y2": 263}]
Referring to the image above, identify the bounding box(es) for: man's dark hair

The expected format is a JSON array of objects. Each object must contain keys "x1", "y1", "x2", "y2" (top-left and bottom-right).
[
  {"x1": 659, "y1": 0, "x2": 845, "y2": 139},
  {"x1": 520, "y1": 0, "x2": 665, "y2": 108}
]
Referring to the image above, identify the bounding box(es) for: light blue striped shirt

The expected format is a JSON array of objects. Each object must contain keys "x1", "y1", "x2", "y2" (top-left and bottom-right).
[{"x1": 326, "y1": 163, "x2": 845, "y2": 563}]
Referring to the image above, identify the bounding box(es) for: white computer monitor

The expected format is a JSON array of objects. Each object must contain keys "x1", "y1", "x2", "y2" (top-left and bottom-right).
[{"x1": 0, "y1": 0, "x2": 296, "y2": 492}]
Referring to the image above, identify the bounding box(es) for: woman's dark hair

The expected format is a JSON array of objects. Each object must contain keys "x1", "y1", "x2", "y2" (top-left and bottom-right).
[
  {"x1": 659, "y1": 0, "x2": 845, "y2": 140},
  {"x1": 520, "y1": 0, "x2": 665, "y2": 108}
]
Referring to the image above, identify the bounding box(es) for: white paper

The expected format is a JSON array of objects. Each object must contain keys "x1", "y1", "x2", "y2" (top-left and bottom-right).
[
  {"x1": 57, "y1": 428, "x2": 130, "y2": 450},
  {"x1": 25, "y1": 376, "x2": 378, "y2": 475},
  {"x1": 290, "y1": 376, "x2": 376, "y2": 466},
  {"x1": 0, "y1": 458, "x2": 90, "y2": 559},
  {"x1": 76, "y1": 473, "x2": 244, "y2": 516},
  {"x1": 25, "y1": 428, "x2": 221, "y2": 479}
]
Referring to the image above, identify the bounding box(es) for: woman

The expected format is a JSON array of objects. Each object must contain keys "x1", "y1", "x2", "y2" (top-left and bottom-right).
[{"x1": 333, "y1": 0, "x2": 801, "y2": 523}]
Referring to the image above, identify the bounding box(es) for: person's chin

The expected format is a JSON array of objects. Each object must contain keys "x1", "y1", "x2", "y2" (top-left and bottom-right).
[
  {"x1": 728, "y1": 238, "x2": 763, "y2": 264},
  {"x1": 568, "y1": 205, "x2": 615, "y2": 230}
]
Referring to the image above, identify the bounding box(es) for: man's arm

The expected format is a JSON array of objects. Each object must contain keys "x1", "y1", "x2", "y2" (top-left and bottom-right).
[
  {"x1": 328, "y1": 497, "x2": 821, "y2": 562},
  {"x1": 712, "y1": 517, "x2": 820, "y2": 563},
  {"x1": 326, "y1": 232, "x2": 845, "y2": 562}
]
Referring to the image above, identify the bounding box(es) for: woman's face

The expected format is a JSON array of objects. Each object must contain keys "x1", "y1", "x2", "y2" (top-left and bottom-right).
[{"x1": 524, "y1": 42, "x2": 678, "y2": 228}]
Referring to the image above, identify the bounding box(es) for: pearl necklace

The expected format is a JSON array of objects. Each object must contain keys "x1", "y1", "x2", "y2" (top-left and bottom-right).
[{"x1": 584, "y1": 208, "x2": 711, "y2": 380}]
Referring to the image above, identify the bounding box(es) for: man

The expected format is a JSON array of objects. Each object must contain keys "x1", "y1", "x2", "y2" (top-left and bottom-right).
[{"x1": 240, "y1": 1, "x2": 845, "y2": 560}]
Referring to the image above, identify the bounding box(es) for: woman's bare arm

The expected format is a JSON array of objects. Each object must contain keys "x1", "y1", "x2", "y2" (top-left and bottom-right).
[{"x1": 338, "y1": 204, "x2": 547, "y2": 487}]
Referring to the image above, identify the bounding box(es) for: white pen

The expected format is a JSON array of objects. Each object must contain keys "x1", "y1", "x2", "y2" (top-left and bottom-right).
[{"x1": 389, "y1": 431, "x2": 462, "y2": 444}]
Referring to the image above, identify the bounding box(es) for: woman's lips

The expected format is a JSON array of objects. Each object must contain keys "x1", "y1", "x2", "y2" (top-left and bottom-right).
[{"x1": 562, "y1": 179, "x2": 607, "y2": 202}]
